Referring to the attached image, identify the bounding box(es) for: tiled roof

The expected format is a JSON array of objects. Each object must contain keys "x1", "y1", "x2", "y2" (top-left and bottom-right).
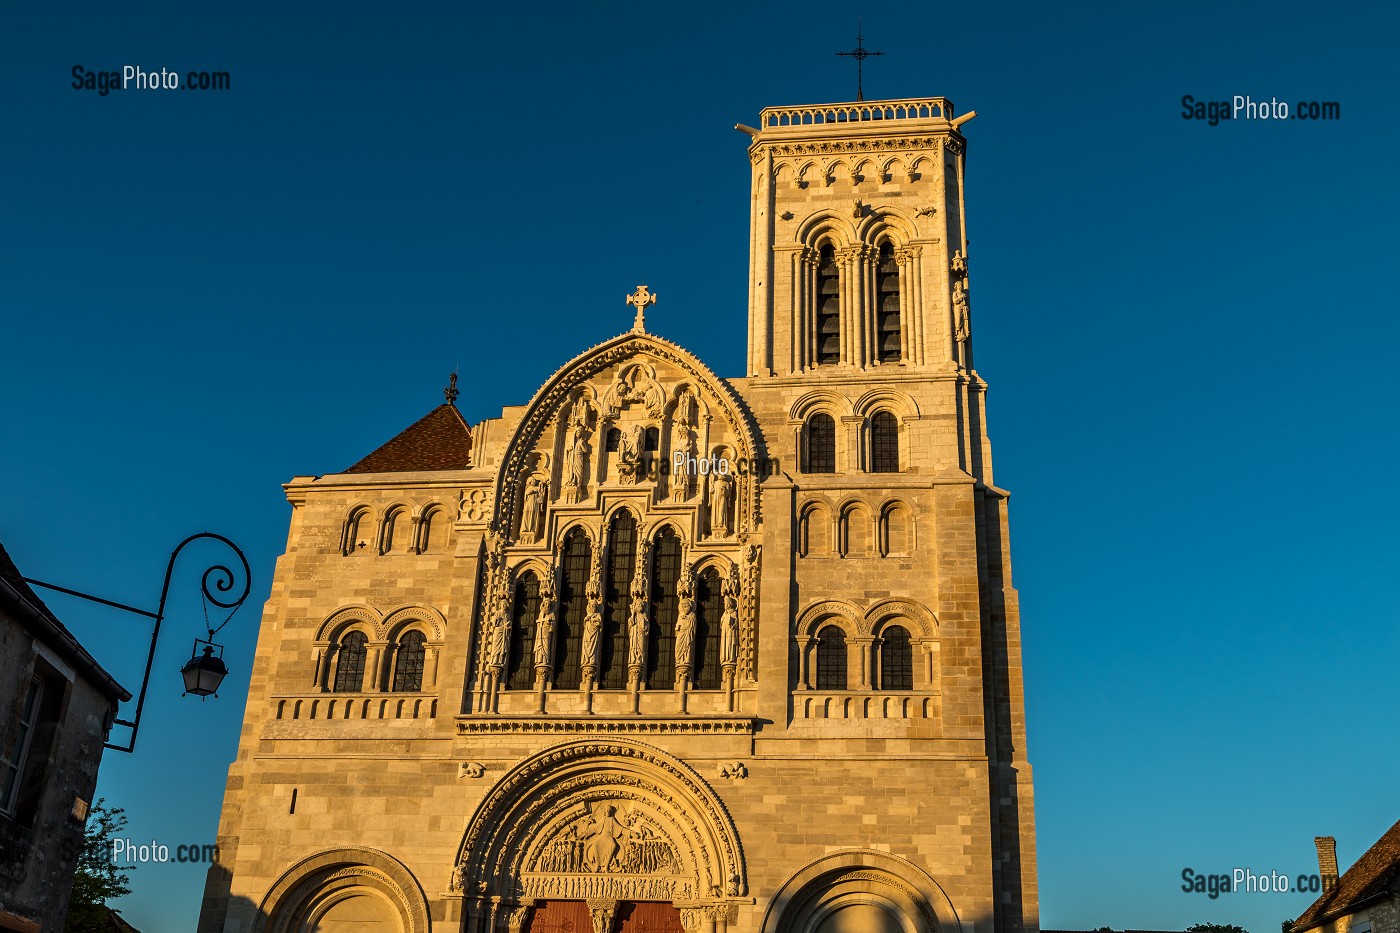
[
  {"x1": 343, "y1": 404, "x2": 472, "y2": 474},
  {"x1": 1294, "y1": 820, "x2": 1400, "y2": 931}
]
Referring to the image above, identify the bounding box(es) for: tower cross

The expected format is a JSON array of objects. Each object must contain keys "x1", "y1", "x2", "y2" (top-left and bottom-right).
[
  {"x1": 625, "y1": 285, "x2": 657, "y2": 333},
  {"x1": 835, "y1": 23, "x2": 884, "y2": 102}
]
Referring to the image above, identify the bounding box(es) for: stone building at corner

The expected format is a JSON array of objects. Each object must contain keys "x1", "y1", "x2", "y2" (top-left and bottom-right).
[{"x1": 199, "y1": 94, "x2": 1037, "y2": 933}]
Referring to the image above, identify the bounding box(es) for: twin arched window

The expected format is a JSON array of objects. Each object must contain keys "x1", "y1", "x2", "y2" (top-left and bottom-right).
[
  {"x1": 801, "y1": 410, "x2": 899, "y2": 474},
  {"x1": 811, "y1": 624, "x2": 915, "y2": 691},
  {"x1": 330, "y1": 627, "x2": 430, "y2": 693}
]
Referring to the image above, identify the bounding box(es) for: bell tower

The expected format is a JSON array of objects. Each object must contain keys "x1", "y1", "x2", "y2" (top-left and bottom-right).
[{"x1": 739, "y1": 98, "x2": 977, "y2": 378}]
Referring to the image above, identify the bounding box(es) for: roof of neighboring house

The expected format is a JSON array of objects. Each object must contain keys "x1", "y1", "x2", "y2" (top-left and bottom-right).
[
  {"x1": 343, "y1": 403, "x2": 472, "y2": 473},
  {"x1": 103, "y1": 907, "x2": 142, "y2": 931},
  {"x1": 0, "y1": 540, "x2": 130, "y2": 703},
  {"x1": 1294, "y1": 819, "x2": 1400, "y2": 932}
]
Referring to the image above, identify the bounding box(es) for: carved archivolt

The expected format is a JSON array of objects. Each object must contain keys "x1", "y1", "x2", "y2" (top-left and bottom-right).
[
  {"x1": 760, "y1": 849, "x2": 962, "y2": 933},
  {"x1": 315, "y1": 604, "x2": 447, "y2": 643},
  {"x1": 455, "y1": 739, "x2": 747, "y2": 905},
  {"x1": 795, "y1": 598, "x2": 936, "y2": 639},
  {"x1": 313, "y1": 606, "x2": 381, "y2": 644},
  {"x1": 253, "y1": 846, "x2": 430, "y2": 933}
]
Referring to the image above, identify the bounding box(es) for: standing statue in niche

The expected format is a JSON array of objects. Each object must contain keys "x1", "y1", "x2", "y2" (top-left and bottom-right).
[
  {"x1": 626, "y1": 600, "x2": 650, "y2": 671},
  {"x1": 565, "y1": 431, "x2": 591, "y2": 503},
  {"x1": 520, "y1": 476, "x2": 548, "y2": 541},
  {"x1": 951, "y1": 250, "x2": 971, "y2": 343},
  {"x1": 533, "y1": 589, "x2": 557, "y2": 670},
  {"x1": 582, "y1": 594, "x2": 604, "y2": 673},
  {"x1": 710, "y1": 470, "x2": 735, "y2": 538},
  {"x1": 674, "y1": 596, "x2": 697, "y2": 671},
  {"x1": 674, "y1": 388, "x2": 697, "y2": 428},
  {"x1": 618, "y1": 422, "x2": 645, "y2": 484},
  {"x1": 719, "y1": 593, "x2": 739, "y2": 665},
  {"x1": 484, "y1": 606, "x2": 509, "y2": 671}
]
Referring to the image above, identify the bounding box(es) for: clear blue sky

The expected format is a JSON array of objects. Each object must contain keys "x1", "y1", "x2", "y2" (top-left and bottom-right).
[{"x1": 2, "y1": 2, "x2": 1395, "y2": 931}]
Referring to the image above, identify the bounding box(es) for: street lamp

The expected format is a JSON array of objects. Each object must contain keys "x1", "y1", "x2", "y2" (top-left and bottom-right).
[{"x1": 24, "y1": 532, "x2": 251, "y2": 752}]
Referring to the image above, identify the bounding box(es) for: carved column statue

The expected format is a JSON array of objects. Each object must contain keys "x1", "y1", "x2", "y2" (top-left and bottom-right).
[
  {"x1": 709, "y1": 470, "x2": 735, "y2": 538},
  {"x1": 520, "y1": 476, "x2": 548, "y2": 542}
]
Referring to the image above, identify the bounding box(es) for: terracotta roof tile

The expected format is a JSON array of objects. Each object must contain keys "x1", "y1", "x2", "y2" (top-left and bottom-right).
[
  {"x1": 344, "y1": 404, "x2": 472, "y2": 474},
  {"x1": 1294, "y1": 819, "x2": 1400, "y2": 931}
]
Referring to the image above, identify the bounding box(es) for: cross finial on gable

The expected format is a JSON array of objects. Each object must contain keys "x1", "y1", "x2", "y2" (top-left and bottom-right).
[
  {"x1": 626, "y1": 285, "x2": 658, "y2": 333},
  {"x1": 444, "y1": 372, "x2": 460, "y2": 405}
]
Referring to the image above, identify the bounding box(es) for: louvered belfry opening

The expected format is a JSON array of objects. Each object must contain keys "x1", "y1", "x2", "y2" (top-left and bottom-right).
[
  {"x1": 553, "y1": 529, "x2": 591, "y2": 689},
  {"x1": 816, "y1": 243, "x2": 841, "y2": 364},
  {"x1": 506, "y1": 573, "x2": 539, "y2": 690},
  {"x1": 601, "y1": 511, "x2": 637, "y2": 689},
  {"x1": 875, "y1": 241, "x2": 902, "y2": 362},
  {"x1": 647, "y1": 527, "x2": 682, "y2": 689}
]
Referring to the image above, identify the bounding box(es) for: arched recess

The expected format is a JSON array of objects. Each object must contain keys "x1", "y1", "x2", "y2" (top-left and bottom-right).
[
  {"x1": 455, "y1": 738, "x2": 747, "y2": 905},
  {"x1": 253, "y1": 846, "x2": 431, "y2": 933},
  {"x1": 794, "y1": 600, "x2": 863, "y2": 639},
  {"x1": 760, "y1": 849, "x2": 962, "y2": 933},
  {"x1": 314, "y1": 606, "x2": 383, "y2": 645}
]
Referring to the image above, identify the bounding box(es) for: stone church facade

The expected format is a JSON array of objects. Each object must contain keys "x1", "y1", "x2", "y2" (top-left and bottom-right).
[{"x1": 198, "y1": 94, "x2": 1037, "y2": 933}]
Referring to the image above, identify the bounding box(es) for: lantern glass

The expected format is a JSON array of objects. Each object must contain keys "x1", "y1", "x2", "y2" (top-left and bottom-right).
[{"x1": 181, "y1": 643, "x2": 228, "y2": 698}]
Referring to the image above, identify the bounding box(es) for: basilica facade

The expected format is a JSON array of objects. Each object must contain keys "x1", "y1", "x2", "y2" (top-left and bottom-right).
[{"x1": 198, "y1": 94, "x2": 1037, "y2": 933}]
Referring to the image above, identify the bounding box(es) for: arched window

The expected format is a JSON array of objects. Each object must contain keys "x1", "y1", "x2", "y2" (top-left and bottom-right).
[
  {"x1": 875, "y1": 242, "x2": 901, "y2": 362},
  {"x1": 870, "y1": 411, "x2": 899, "y2": 473},
  {"x1": 600, "y1": 511, "x2": 637, "y2": 690},
  {"x1": 800, "y1": 504, "x2": 832, "y2": 557},
  {"x1": 880, "y1": 503, "x2": 911, "y2": 556},
  {"x1": 816, "y1": 244, "x2": 841, "y2": 364},
  {"x1": 553, "y1": 529, "x2": 591, "y2": 689},
  {"x1": 418, "y1": 506, "x2": 448, "y2": 554},
  {"x1": 879, "y1": 625, "x2": 913, "y2": 690},
  {"x1": 391, "y1": 630, "x2": 426, "y2": 692},
  {"x1": 693, "y1": 568, "x2": 723, "y2": 689},
  {"x1": 815, "y1": 626, "x2": 847, "y2": 690},
  {"x1": 332, "y1": 631, "x2": 367, "y2": 692},
  {"x1": 804, "y1": 413, "x2": 836, "y2": 474},
  {"x1": 643, "y1": 426, "x2": 660, "y2": 451},
  {"x1": 506, "y1": 573, "x2": 540, "y2": 690},
  {"x1": 646, "y1": 527, "x2": 682, "y2": 689},
  {"x1": 342, "y1": 508, "x2": 369, "y2": 556},
  {"x1": 381, "y1": 507, "x2": 406, "y2": 555}
]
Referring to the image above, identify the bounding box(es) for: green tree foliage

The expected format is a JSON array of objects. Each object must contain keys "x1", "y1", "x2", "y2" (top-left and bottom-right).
[
  {"x1": 1187, "y1": 924, "x2": 1249, "y2": 933},
  {"x1": 63, "y1": 798, "x2": 134, "y2": 932}
]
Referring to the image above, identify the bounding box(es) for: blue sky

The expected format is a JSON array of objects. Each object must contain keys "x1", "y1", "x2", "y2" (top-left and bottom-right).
[{"x1": 2, "y1": 1, "x2": 1396, "y2": 931}]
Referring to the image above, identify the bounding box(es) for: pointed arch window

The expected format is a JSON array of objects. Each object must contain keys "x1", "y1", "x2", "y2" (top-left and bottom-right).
[
  {"x1": 803, "y1": 413, "x2": 836, "y2": 474},
  {"x1": 879, "y1": 625, "x2": 913, "y2": 690},
  {"x1": 601, "y1": 511, "x2": 637, "y2": 689},
  {"x1": 875, "y1": 242, "x2": 902, "y2": 362},
  {"x1": 646, "y1": 528, "x2": 682, "y2": 689},
  {"x1": 815, "y1": 625, "x2": 847, "y2": 690},
  {"x1": 392, "y1": 630, "x2": 426, "y2": 692},
  {"x1": 870, "y1": 411, "x2": 899, "y2": 473},
  {"x1": 816, "y1": 244, "x2": 841, "y2": 364},
  {"x1": 554, "y1": 529, "x2": 591, "y2": 689},
  {"x1": 693, "y1": 568, "x2": 723, "y2": 689},
  {"x1": 506, "y1": 573, "x2": 540, "y2": 690},
  {"x1": 332, "y1": 631, "x2": 367, "y2": 692}
]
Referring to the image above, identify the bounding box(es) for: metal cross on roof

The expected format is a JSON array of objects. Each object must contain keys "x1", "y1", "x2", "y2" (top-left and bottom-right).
[
  {"x1": 836, "y1": 23, "x2": 884, "y2": 102},
  {"x1": 444, "y1": 372, "x2": 459, "y2": 405},
  {"x1": 626, "y1": 285, "x2": 657, "y2": 333}
]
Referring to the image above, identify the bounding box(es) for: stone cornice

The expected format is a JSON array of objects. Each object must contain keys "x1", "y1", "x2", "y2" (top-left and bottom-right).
[{"x1": 454, "y1": 716, "x2": 757, "y2": 736}]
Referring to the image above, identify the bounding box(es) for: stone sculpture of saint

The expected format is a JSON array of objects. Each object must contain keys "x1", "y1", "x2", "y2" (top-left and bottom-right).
[
  {"x1": 711, "y1": 471, "x2": 735, "y2": 537},
  {"x1": 719, "y1": 593, "x2": 739, "y2": 665},
  {"x1": 566, "y1": 432, "x2": 590, "y2": 489},
  {"x1": 674, "y1": 597, "x2": 697, "y2": 670},
  {"x1": 521, "y1": 476, "x2": 547, "y2": 538},
  {"x1": 485, "y1": 607, "x2": 509, "y2": 671},
  {"x1": 627, "y1": 601, "x2": 650, "y2": 671},
  {"x1": 533, "y1": 597, "x2": 556, "y2": 669},
  {"x1": 582, "y1": 599, "x2": 604, "y2": 672}
]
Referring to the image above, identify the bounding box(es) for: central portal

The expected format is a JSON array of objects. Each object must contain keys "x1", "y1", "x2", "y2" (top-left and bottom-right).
[{"x1": 525, "y1": 901, "x2": 685, "y2": 933}]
